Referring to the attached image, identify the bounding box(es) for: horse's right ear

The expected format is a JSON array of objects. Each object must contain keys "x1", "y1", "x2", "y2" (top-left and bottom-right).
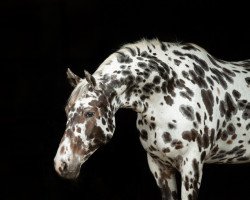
[{"x1": 66, "y1": 68, "x2": 82, "y2": 87}]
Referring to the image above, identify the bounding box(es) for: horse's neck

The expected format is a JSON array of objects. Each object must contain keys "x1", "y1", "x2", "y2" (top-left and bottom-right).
[{"x1": 94, "y1": 46, "x2": 174, "y2": 114}]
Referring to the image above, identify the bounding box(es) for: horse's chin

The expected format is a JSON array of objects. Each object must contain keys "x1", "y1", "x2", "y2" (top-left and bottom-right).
[{"x1": 60, "y1": 169, "x2": 80, "y2": 180}]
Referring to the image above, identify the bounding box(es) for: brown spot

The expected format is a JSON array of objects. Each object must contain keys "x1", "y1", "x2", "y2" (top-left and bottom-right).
[
  {"x1": 164, "y1": 95, "x2": 174, "y2": 106},
  {"x1": 196, "y1": 112, "x2": 201, "y2": 123},
  {"x1": 227, "y1": 123, "x2": 235, "y2": 134},
  {"x1": 211, "y1": 145, "x2": 219, "y2": 156},
  {"x1": 192, "y1": 158, "x2": 200, "y2": 198},
  {"x1": 93, "y1": 126, "x2": 106, "y2": 145},
  {"x1": 140, "y1": 129, "x2": 148, "y2": 141},
  {"x1": 60, "y1": 146, "x2": 65, "y2": 155},
  {"x1": 200, "y1": 151, "x2": 206, "y2": 162},
  {"x1": 171, "y1": 139, "x2": 183, "y2": 149},
  {"x1": 162, "y1": 132, "x2": 172, "y2": 143},
  {"x1": 196, "y1": 127, "x2": 210, "y2": 150},
  {"x1": 231, "y1": 133, "x2": 237, "y2": 140},
  {"x1": 163, "y1": 148, "x2": 170, "y2": 153},
  {"x1": 153, "y1": 75, "x2": 161, "y2": 84},
  {"x1": 221, "y1": 130, "x2": 228, "y2": 141},
  {"x1": 179, "y1": 105, "x2": 195, "y2": 121},
  {"x1": 65, "y1": 129, "x2": 74, "y2": 138},
  {"x1": 224, "y1": 92, "x2": 237, "y2": 121},
  {"x1": 154, "y1": 172, "x2": 158, "y2": 178},
  {"x1": 182, "y1": 129, "x2": 198, "y2": 142},
  {"x1": 70, "y1": 135, "x2": 86, "y2": 155},
  {"x1": 77, "y1": 127, "x2": 81, "y2": 133},
  {"x1": 227, "y1": 140, "x2": 233, "y2": 144},
  {"x1": 102, "y1": 118, "x2": 106, "y2": 125},
  {"x1": 232, "y1": 90, "x2": 241, "y2": 100},
  {"x1": 184, "y1": 176, "x2": 190, "y2": 191},
  {"x1": 168, "y1": 123, "x2": 176, "y2": 129},
  {"x1": 201, "y1": 89, "x2": 214, "y2": 121},
  {"x1": 203, "y1": 132, "x2": 209, "y2": 149},
  {"x1": 150, "y1": 122, "x2": 156, "y2": 130},
  {"x1": 85, "y1": 118, "x2": 97, "y2": 140},
  {"x1": 149, "y1": 145, "x2": 157, "y2": 151}
]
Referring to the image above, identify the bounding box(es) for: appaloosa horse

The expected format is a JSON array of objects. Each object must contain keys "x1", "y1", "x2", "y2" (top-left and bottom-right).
[{"x1": 54, "y1": 39, "x2": 250, "y2": 200}]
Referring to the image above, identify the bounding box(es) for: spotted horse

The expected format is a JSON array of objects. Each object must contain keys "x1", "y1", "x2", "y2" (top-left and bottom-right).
[{"x1": 54, "y1": 39, "x2": 250, "y2": 200}]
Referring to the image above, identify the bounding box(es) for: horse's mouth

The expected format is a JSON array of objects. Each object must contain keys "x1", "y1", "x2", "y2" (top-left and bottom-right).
[{"x1": 60, "y1": 169, "x2": 80, "y2": 179}]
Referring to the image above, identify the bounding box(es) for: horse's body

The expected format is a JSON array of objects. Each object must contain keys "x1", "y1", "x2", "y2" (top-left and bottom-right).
[{"x1": 54, "y1": 39, "x2": 250, "y2": 200}]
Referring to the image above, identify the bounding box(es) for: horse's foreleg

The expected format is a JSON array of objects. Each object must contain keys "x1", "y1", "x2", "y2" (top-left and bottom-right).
[
  {"x1": 147, "y1": 154, "x2": 178, "y2": 200},
  {"x1": 180, "y1": 155, "x2": 203, "y2": 200}
]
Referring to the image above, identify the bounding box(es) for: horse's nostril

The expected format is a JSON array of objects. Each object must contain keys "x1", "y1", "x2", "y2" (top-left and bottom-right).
[
  {"x1": 58, "y1": 161, "x2": 68, "y2": 173},
  {"x1": 61, "y1": 161, "x2": 67, "y2": 171}
]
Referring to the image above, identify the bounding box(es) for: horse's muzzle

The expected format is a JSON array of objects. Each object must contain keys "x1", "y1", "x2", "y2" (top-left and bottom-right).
[{"x1": 54, "y1": 159, "x2": 80, "y2": 179}]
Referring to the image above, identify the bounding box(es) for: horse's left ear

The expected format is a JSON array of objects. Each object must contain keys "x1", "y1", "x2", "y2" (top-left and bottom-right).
[
  {"x1": 84, "y1": 70, "x2": 97, "y2": 88},
  {"x1": 67, "y1": 68, "x2": 82, "y2": 87}
]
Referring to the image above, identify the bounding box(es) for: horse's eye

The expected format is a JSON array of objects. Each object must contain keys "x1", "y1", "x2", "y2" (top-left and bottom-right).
[{"x1": 85, "y1": 112, "x2": 94, "y2": 118}]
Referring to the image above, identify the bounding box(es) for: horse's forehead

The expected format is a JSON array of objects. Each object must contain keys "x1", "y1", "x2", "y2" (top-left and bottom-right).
[
  {"x1": 66, "y1": 91, "x2": 99, "y2": 111},
  {"x1": 71, "y1": 93, "x2": 108, "y2": 113},
  {"x1": 75, "y1": 95, "x2": 99, "y2": 108}
]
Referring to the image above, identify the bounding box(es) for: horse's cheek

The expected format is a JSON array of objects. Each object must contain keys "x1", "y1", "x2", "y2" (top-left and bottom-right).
[{"x1": 84, "y1": 119, "x2": 96, "y2": 140}]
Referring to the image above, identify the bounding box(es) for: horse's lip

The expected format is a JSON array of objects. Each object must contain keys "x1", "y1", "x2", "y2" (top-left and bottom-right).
[
  {"x1": 60, "y1": 164, "x2": 81, "y2": 179},
  {"x1": 61, "y1": 170, "x2": 80, "y2": 179}
]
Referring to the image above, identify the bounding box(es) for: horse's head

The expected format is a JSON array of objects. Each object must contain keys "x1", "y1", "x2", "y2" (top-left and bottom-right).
[{"x1": 54, "y1": 69, "x2": 115, "y2": 179}]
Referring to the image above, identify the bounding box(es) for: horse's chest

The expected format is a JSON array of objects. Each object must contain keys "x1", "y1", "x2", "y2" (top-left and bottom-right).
[{"x1": 136, "y1": 110, "x2": 191, "y2": 159}]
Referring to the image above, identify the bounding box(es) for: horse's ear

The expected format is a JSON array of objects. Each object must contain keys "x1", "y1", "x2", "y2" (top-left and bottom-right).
[
  {"x1": 84, "y1": 70, "x2": 97, "y2": 88},
  {"x1": 66, "y1": 68, "x2": 82, "y2": 87}
]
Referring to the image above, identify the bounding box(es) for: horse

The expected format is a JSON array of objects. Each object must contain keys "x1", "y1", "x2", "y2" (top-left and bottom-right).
[{"x1": 54, "y1": 39, "x2": 250, "y2": 200}]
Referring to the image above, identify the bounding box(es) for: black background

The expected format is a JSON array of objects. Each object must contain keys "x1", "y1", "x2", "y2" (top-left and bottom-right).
[{"x1": 2, "y1": 0, "x2": 250, "y2": 199}]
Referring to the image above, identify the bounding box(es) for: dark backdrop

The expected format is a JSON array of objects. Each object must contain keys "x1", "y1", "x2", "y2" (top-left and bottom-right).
[{"x1": 2, "y1": 0, "x2": 250, "y2": 200}]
